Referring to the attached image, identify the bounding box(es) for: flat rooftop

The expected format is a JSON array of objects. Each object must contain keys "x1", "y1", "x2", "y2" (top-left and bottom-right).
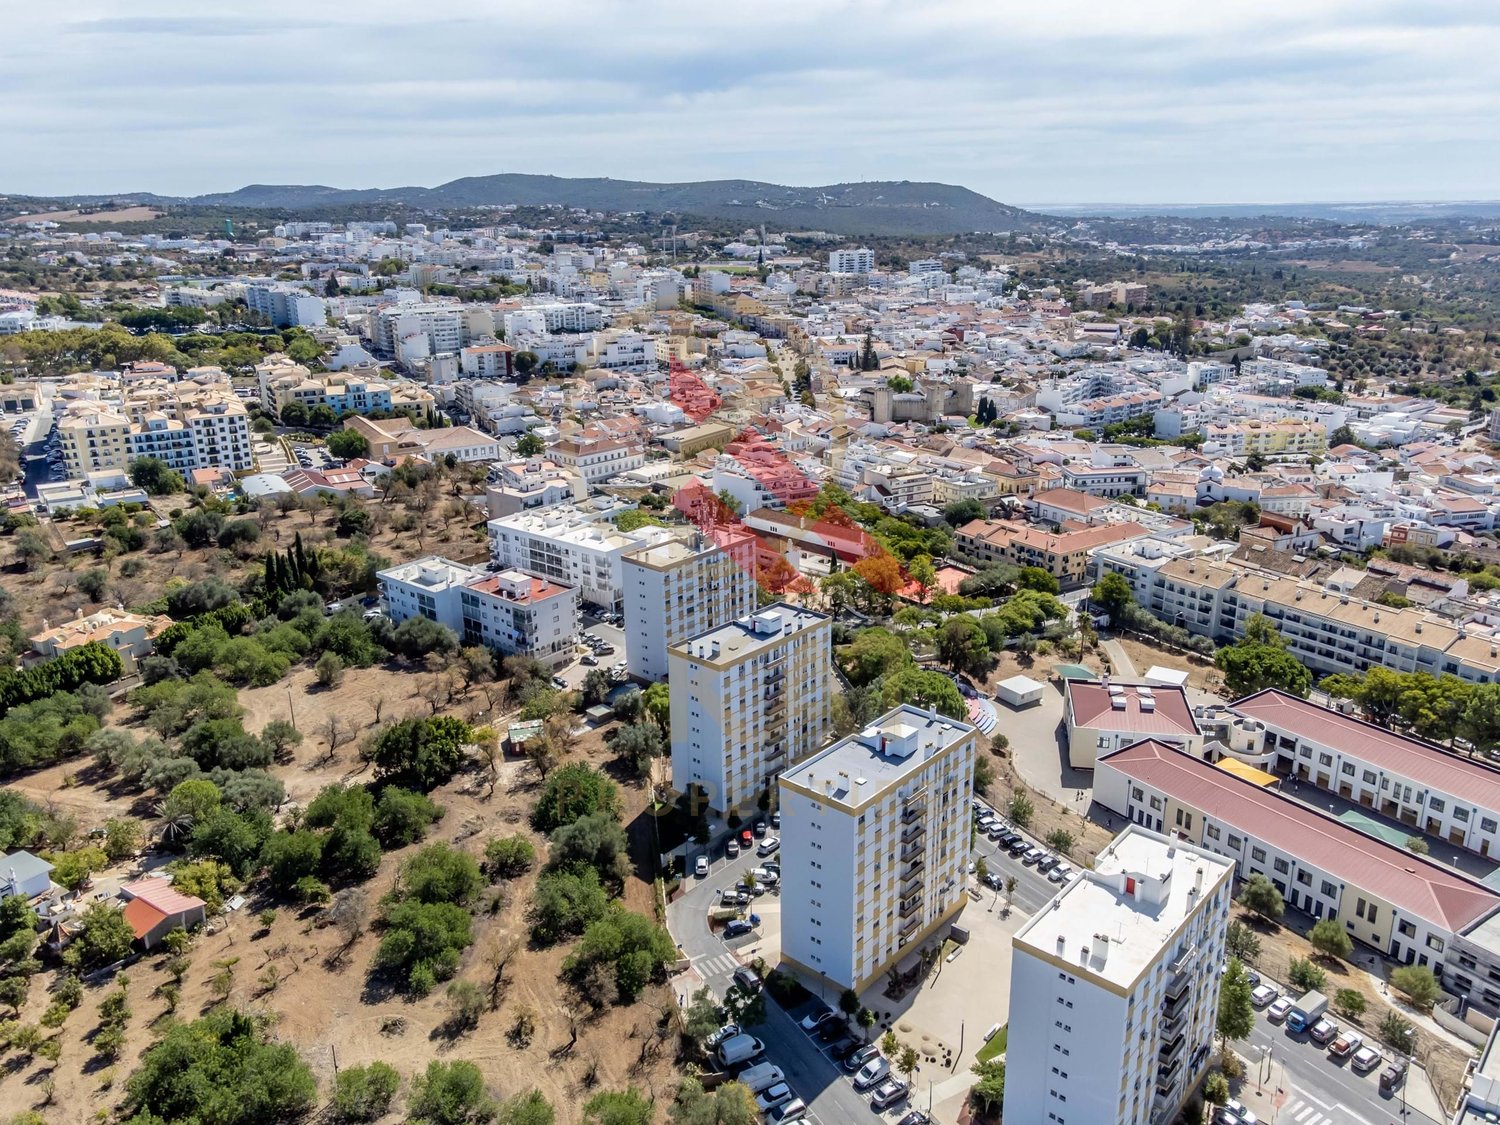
[
  {"x1": 781, "y1": 705, "x2": 974, "y2": 807},
  {"x1": 672, "y1": 602, "x2": 827, "y2": 664},
  {"x1": 1015, "y1": 825, "x2": 1234, "y2": 991}
]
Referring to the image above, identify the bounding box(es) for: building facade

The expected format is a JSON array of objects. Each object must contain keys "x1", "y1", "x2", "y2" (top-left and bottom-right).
[
  {"x1": 487, "y1": 505, "x2": 673, "y2": 613},
  {"x1": 1007, "y1": 826, "x2": 1234, "y2": 1125},
  {"x1": 669, "y1": 604, "x2": 832, "y2": 815},
  {"x1": 778, "y1": 705, "x2": 976, "y2": 993}
]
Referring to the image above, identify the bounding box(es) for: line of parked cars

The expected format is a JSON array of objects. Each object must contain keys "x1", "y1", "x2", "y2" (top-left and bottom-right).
[
  {"x1": 973, "y1": 801, "x2": 1072, "y2": 885},
  {"x1": 1250, "y1": 981, "x2": 1408, "y2": 1097}
]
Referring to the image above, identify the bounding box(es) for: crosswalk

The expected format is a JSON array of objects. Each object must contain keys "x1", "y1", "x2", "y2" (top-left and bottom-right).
[
  {"x1": 694, "y1": 952, "x2": 741, "y2": 980},
  {"x1": 1282, "y1": 1096, "x2": 1354, "y2": 1125}
]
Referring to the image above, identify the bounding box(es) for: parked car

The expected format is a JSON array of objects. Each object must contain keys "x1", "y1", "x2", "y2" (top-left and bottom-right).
[
  {"x1": 1222, "y1": 1100, "x2": 1258, "y2": 1125},
  {"x1": 754, "y1": 820, "x2": 768, "y2": 837},
  {"x1": 768, "y1": 1099, "x2": 807, "y2": 1123},
  {"x1": 731, "y1": 966, "x2": 762, "y2": 995},
  {"x1": 755, "y1": 1083, "x2": 796, "y2": 1112},
  {"x1": 770, "y1": 810, "x2": 780, "y2": 828},
  {"x1": 1022, "y1": 846, "x2": 1044, "y2": 865},
  {"x1": 705, "y1": 1023, "x2": 740, "y2": 1049},
  {"x1": 844, "y1": 1044, "x2": 879, "y2": 1072},
  {"x1": 800, "y1": 1009, "x2": 837, "y2": 1033},
  {"x1": 724, "y1": 919, "x2": 754, "y2": 938},
  {"x1": 1250, "y1": 984, "x2": 1278, "y2": 1007},
  {"x1": 740, "y1": 828, "x2": 754, "y2": 847},
  {"x1": 853, "y1": 1057, "x2": 890, "y2": 1091},
  {"x1": 1007, "y1": 837, "x2": 1030, "y2": 856},
  {"x1": 757, "y1": 836, "x2": 780, "y2": 856},
  {"x1": 982, "y1": 871, "x2": 1003, "y2": 891},
  {"x1": 827, "y1": 1032, "x2": 858, "y2": 1058},
  {"x1": 1036, "y1": 855, "x2": 1058, "y2": 873},
  {"x1": 726, "y1": 839, "x2": 740, "y2": 858},
  {"x1": 719, "y1": 888, "x2": 749, "y2": 906},
  {"x1": 1048, "y1": 864, "x2": 1071, "y2": 884},
  {"x1": 750, "y1": 866, "x2": 778, "y2": 885},
  {"x1": 818, "y1": 1019, "x2": 846, "y2": 1044},
  {"x1": 581, "y1": 654, "x2": 598, "y2": 665},
  {"x1": 695, "y1": 856, "x2": 708, "y2": 877},
  {"x1": 1328, "y1": 1030, "x2": 1363, "y2": 1059},
  {"x1": 1309, "y1": 1018, "x2": 1339, "y2": 1045},
  {"x1": 1351, "y1": 1045, "x2": 1382, "y2": 1072},
  {"x1": 870, "y1": 1079, "x2": 909, "y2": 1111},
  {"x1": 1266, "y1": 997, "x2": 1292, "y2": 1022},
  {"x1": 896, "y1": 1113, "x2": 930, "y2": 1125}
]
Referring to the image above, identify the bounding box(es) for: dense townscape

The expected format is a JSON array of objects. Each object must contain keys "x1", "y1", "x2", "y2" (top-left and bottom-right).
[{"x1": 3, "y1": 179, "x2": 1500, "y2": 1125}]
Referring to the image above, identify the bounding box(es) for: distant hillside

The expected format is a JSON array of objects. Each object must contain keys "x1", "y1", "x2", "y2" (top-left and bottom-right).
[
  {"x1": 186, "y1": 174, "x2": 1041, "y2": 235},
  {"x1": 1043, "y1": 200, "x2": 1500, "y2": 224}
]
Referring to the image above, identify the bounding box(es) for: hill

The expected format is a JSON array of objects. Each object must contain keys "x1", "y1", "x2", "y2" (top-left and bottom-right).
[{"x1": 185, "y1": 173, "x2": 1042, "y2": 234}]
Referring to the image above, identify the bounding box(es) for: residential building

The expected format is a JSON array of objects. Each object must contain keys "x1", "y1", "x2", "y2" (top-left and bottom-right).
[
  {"x1": 669, "y1": 604, "x2": 832, "y2": 815},
  {"x1": 778, "y1": 705, "x2": 976, "y2": 992},
  {"x1": 1093, "y1": 739, "x2": 1500, "y2": 1011},
  {"x1": 244, "y1": 283, "x2": 327, "y2": 328},
  {"x1": 957, "y1": 518, "x2": 1151, "y2": 588},
  {"x1": 484, "y1": 458, "x2": 584, "y2": 518},
  {"x1": 487, "y1": 505, "x2": 675, "y2": 612},
  {"x1": 27, "y1": 608, "x2": 172, "y2": 673},
  {"x1": 56, "y1": 393, "x2": 253, "y2": 479},
  {"x1": 119, "y1": 877, "x2": 207, "y2": 949},
  {"x1": 828, "y1": 248, "x2": 876, "y2": 275},
  {"x1": 0, "y1": 851, "x2": 53, "y2": 898},
  {"x1": 377, "y1": 556, "x2": 578, "y2": 668},
  {"x1": 1229, "y1": 689, "x2": 1500, "y2": 859},
  {"x1": 1064, "y1": 681, "x2": 1204, "y2": 770},
  {"x1": 549, "y1": 435, "x2": 645, "y2": 486},
  {"x1": 460, "y1": 343, "x2": 516, "y2": 379},
  {"x1": 1007, "y1": 826, "x2": 1234, "y2": 1125},
  {"x1": 622, "y1": 528, "x2": 758, "y2": 682}
]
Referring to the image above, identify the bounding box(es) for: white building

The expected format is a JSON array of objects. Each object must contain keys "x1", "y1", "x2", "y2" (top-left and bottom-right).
[
  {"x1": 487, "y1": 505, "x2": 674, "y2": 612},
  {"x1": 828, "y1": 248, "x2": 876, "y2": 275},
  {"x1": 244, "y1": 283, "x2": 327, "y2": 328},
  {"x1": 378, "y1": 556, "x2": 578, "y2": 668},
  {"x1": 1007, "y1": 826, "x2": 1235, "y2": 1125},
  {"x1": 549, "y1": 436, "x2": 645, "y2": 486},
  {"x1": 778, "y1": 705, "x2": 976, "y2": 993},
  {"x1": 669, "y1": 604, "x2": 832, "y2": 816},
  {"x1": 622, "y1": 528, "x2": 758, "y2": 683}
]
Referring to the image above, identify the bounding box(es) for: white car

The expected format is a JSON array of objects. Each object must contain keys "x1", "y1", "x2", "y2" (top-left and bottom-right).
[
  {"x1": 757, "y1": 836, "x2": 780, "y2": 856},
  {"x1": 1224, "y1": 1099, "x2": 1258, "y2": 1125},
  {"x1": 769, "y1": 1099, "x2": 807, "y2": 1123},
  {"x1": 853, "y1": 1056, "x2": 890, "y2": 1091},
  {"x1": 694, "y1": 855, "x2": 708, "y2": 877},
  {"x1": 1250, "y1": 984, "x2": 1278, "y2": 1007},
  {"x1": 1266, "y1": 997, "x2": 1292, "y2": 1022},
  {"x1": 755, "y1": 1083, "x2": 796, "y2": 1112},
  {"x1": 1351, "y1": 1045, "x2": 1382, "y2": 1072}
]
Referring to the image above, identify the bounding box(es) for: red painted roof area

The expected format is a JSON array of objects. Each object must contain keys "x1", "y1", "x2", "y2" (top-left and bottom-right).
[
  {"x1": 1232, "y1": 690, "x2": 1500, "y2": 814},
  {"x1": 1102, "y1": 739, "x2": 1500, "y2": 933},
  {"x1": 121, "y1": 876, "x2": 206, "y2": 916},
  {"x1": 122, "y1": 897, "x2": 169, "y2": 940},
  {"x1": 1068, "y1": 681, "x2": 1199, "y2": 738}
]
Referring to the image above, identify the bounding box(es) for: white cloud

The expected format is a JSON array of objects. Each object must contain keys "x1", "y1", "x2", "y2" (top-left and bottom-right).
[{"x1": 0, "y1": 0, "x2": 1497, "y2": 203}]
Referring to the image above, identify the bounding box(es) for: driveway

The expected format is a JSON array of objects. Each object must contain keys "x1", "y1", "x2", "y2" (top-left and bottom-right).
[{"x1": 999, "y1": 680, "x2": 1093, "y2": 813}]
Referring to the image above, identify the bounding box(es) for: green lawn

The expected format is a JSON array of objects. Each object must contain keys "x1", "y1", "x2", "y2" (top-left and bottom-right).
[{"x1": 976, "y1": 1024, "x2": 1007, "y2": 1062}]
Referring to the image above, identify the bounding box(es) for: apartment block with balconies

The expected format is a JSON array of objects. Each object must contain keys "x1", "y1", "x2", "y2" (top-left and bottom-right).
[
  {"x1": 668, "y1": 604, "x2": 831, "y2": 816},
  {"x1": 777, "y1": 705, "x2": 976, "y2": 994},
  {"x1": 1006, "y1": 826, "x2": 1234, "y2": 1125}
]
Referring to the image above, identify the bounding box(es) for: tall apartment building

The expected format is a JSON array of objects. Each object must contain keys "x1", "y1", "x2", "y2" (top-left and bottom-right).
[
  {"x1": 669, "y1": 604, "x2": 832, "y2": 815},
  {"x1": 57, "y1": 393, "x2": 253, "y2": 479},
  {"x1": 828, "y1": 248, "x2": 876, "y2": 275},
  {"x1": 1007, "y1": 826, "x2": 1235, "y2": 1125},
  {"x1": 378, "y1": 556, "x2": 578, "y2": 668},
  {"x1": 244, "y1": 283, "x2": 327, "y2": 328},
  {"x1": 622, "y1": 528, "x2": 758, "y2": 682},
  {"x1": 778, "y1": 705, "x2": 976, "y2": 992},
  {"x1": 487, "y1": 505, "x2": 675, "y2": 613}
]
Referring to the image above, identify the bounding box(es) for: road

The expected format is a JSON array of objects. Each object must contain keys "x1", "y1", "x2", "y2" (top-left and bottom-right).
[{"x1": 1243, "y1": 1011, "x2": 1442, "y2": 1125}]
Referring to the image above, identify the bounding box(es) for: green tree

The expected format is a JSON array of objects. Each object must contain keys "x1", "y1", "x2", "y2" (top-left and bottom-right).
[
  {"x1": 516, "y1": 433, "x2": 545, "y2": 457},
  {"x1": 401, "y1": 843, "x2": 485, "y2": 906},
  {"x1": 668, "y1": 1076, "x2": 758, "y2": 1125},
  {"x1": 936, "y1": 615, "x2": 989, "y2": 676},
  {"x1": 331, "y1": 1061, "x2": 401, "y2": 1123},
  {"x1": 1007, "y1": 793, "x2": 1034, "y2": 829},
  {"x1": 973, "y1": 755, "x2": 996, "y2": 794},
  {"x1": 375, "y1": 900, "x2": 474, "y2": 996},
  {"x1": 1204, "y1": 1070, "x2": 1230, "y2": 1107},
  {"x1": 876, "y1": 666, "x2": 965, "y2": 719},
  {"x1": 365, "y1": 716, "x2": 473, "y2": 791},
  {"x1": 529, "y1": 869, "x2": 610, "y2": 945},
  {"x1": 942, "y1": 499, "x2": 984, "y2": 527},
  {"x1": 1333, "y1": 988, "x2": 1367, "y2": 1019},
  {"x1": 66, "y1": 903, "x2": 135, "y2": 971},
  {"x1": 1379, "y1": 1011, "x2": 1417, "y2": 1054},
  {"x1": 1226, "y1": 920, "x2": 1261, "y2": 963},
  {"x1": 1215, "y1": 628, "x2": 1312, "y2": 698},
  {"x1": 547, "y1": 812, "x2": 630, "y2": 886},
  {"x1": 484, "y1": 834, "x2": 536, "y2": 879},
  {"x1": 120, "y1": 1008, "x2": 316, "y2": 1125},
  {"x1": 969, "y1": 1058, "x2": 1006, "y2": 1116},
  {"x1": 683, "y1": 986, "x2": 724, "y2": 1042},
  {"x1": 325, "y1": 429, "x2": 371, "y2": 461},
  {"x1": 1308, "y1": 918, "x2": 1353, "y2": 962},
  {"x1": 1045, "y1": 828, "x2": 1074, "y2": 855},
  {"x1": 372, "y1": 785, "x2": 442, "y2": 847},
  {"x1": 583, "y1": 1089, "x2": 654, "y2": 1125},
  {"x1": 498, "y1": 1090, "x2": 555, "y2": 1125},
  {"x1": 1390, "y1": 965, "x2": 1441, "y2": 1011},
  {"x1": 408, "y1": 1059, "x2": 498, "y2": 1125},
  {"x1": 839, "y1": 628, "x2": 912, "y2": 686},
  {"x1": 1288, "y1": 958, "x2": 1327, "y2": 992},
  {"x1": 562, "y1": 906, "x2": 675, "y2": 1004},
  {"x1": 1217, "y1": 959, "x2": 1255, "y2": 1045},
  {"x1": 1090, "y1": 571, "x2": 1135, "y2": 620},
  {"x1": 1238, "y1": 873, "x2": 1284, "y2": 923},
  {"x1": 530, "y1": 762, "x2": 620, "y2": 832},
  {"x1": 128, "y1": 456, "x2": 186, "y2": 496}
]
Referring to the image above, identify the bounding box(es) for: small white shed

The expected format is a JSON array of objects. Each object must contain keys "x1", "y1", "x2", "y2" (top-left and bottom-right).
[
  {"x1": 1144, "y1": 665, "x2": 1190, "y2": 690},
  {"x1": 996, "y1": 674, "x2": 1045, "y2": 709},
  {"x1": 1, "y1": 851, "x2": 54, "y2": 899}
]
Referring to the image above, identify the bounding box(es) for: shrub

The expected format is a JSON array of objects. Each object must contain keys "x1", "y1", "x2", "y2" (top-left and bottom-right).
[
  {"x1": 407, "y1": 1060, "x2": 496, "y2": 1125},
  {"x1": 315, "y1": 651, "x2": 345, "y2": 688},
  {"x1": 484, "y1": 835, "x2": 536, "y2": 879},
  {"x1": 374, "y1": 901, "x2": 474, "y2": 996},
  {"x1": 401, "y1": 843, "x2": 484, "y2": 906},
  {"x1": 1333, "y1": 988, "x2": 1367, "y2": 1019},
  {"x1": 1390, "y1": 965, "x2": 1441, "y2": 1011},
  {"x1": 530, "y1": 763, "x2": 620, "y2": 833},
  {"x1": 1288, "y1": 958, "x2": 1326, "y2": 993},
  {"x1": 372, "y1": 786, "x2": 442, "y2": 848},
  {"x1": 331, "y1": 1061, "x2": 400, "y2": 1123},
  {"x1": 529, "y1": 869, "x2": 609, "y2": 945}
]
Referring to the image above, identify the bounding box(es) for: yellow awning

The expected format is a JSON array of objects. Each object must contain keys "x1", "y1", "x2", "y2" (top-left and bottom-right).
[{"x1": 1215, "y1": 758, "x2": 1278, "y2": 787}]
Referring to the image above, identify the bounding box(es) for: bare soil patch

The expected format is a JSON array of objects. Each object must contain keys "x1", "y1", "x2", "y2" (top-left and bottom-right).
[{"x1": 5, "y1": 206, "x2": 163, "y2": 224}]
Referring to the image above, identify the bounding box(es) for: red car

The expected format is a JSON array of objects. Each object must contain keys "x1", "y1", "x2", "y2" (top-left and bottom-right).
[{"x1": 740, "y1": 828, "x2": 754, "y2": 847}]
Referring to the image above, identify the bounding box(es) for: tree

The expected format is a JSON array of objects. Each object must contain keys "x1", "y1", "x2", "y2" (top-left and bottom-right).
[
  {"x1": 408, "y1": 1059, "x2": 498, "y2": 1125},
  {"x1": 1238, "y1": 873, "x2": 1284, "y2": 923},
  {"x1": 969, "y1": 1058, "x2": 1006, "y2": 1116},
  {"x1": 259, "y1": 718, "x2": 302, "y2": 762},
  {"x1": 668, "y1": 1076, "x2": 758, "y2": 1125},
  {"x1": 1091, "y1": 571, "x2": 1135, "y2": 621},
  {"x1": 66, "y1": 903, "x2": 134, "y2": 971},
  {"x1": 1215, "y1": 635, "x2": 1313, "y2": 698},
  {"x1": 402, "y1": 843, "x2": 485, "y2": 906},
  {"x1": 943, "y1": 499, "x2": 985, "y2": 527},
  {"x1": 1203, "y1": 1070, "x2": 1230, "y2": 1107},
  {"x1": 129, "y1": 456, "x2": 186, "y2": 496},
  {"x1": 1390, "y1": 965, "x2": 1441, "y2": 1011},
  {"x1": 529, "y1": 869, "x2": 610, "y2": 945},
  {"x1": 972, "y1": 755, "x2": 996, "y2": 794},
  {"x1": 498, "y1": 1090, "x2": 555, "y2": 1125},
  {"x1": 445, "y1": 979, "x2": 487, "y2": 1032},
  {"x1": 1217, "y1": 959, "x2": 1255, "y2": 1045},
  {"x1": 580, "y1": 667, "x2": 613, "y2": 708},
  {"x1": 1288, "y1": 957, "x2": 1327, "y2": 992},
  {"x1": 1007, "y1": 793, "x2": 1034, "y2": 829},
  {"x1": 375, "y1": 900, "x2": 474, "y2": 996},
  {"x1": 1379, "y1": 1011, "x2": 1417, "y2": 1054},
  {"x1": 547, "y1": 812, "x2": 630, "y2": 886},
  {"x1": 1405, "y1": 835, "x2": 1430, "y2": 855},
  {"x1": 1225, "y1": 920, "x2": 1261, "y2": 963},
  {"x1": 1333, "y1": 988, "x2": 1367, "y2": 1019},
  {"x1": 1044, "y1": 828, "x2": 1074, "y2": 855},
  {"x1": 643, "y1": 682, "x2": 670, "y2": 732},
  {"x1": 484, "y1": 834, "x2": 536, "y2": 879},
  {"x1": 936, "y1": 615, "x2": 989, "y2": 676},
  {"x1": 562, "y1": 906, "x2": 675, "y2": 1004},
  {"x1": 840, "y1": 628, "x2": 912, "y2": 686},
  {"x1": 1308, "y1": 918, "x2": 1353, "y2": 962},
  {"x1": 120, "y1": 1008, "x2": 316, "y2": 1125},
  {"x1": 315, "y1": 650, "x2": 345, "y2": 687},
  {"x1": 326, "y1": 429, "x2": 371, "y2": 461},
  {"x1": 876, "y1": 666, "x2": 965, "y2": 719},
  {"x1": 331, "y1": 1061, "x2": 401, "y2": 1123},
  {"x1": 583, "y1": 1089, "x2": 654, "y2": 1125},
  {"x1": 530, "y1": 762, "x2": 620, "y2": 832},
  {"x1": 78, "y1": 566, "x2": 110, "y2": 603},
  {"x1": 683, "y1": 986, "x2": 724, "y2": 1042},
  {"x1": 516, "y1": 432, "x2": 545, "y2": 457},
  {"x1": 366, "y1": 716, "x2": 473, "y2": 791}
]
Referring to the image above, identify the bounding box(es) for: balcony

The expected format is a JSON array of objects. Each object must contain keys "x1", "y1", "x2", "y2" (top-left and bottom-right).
[
  {"x1": 1156, "y1": 1053, "x2": 1183, "y2": 1087},
  {"x1": 901, "y1": 804, "x2": 925, "y2": 825},
  {"x1": 898, "y1": 916, "x2": 921, "y2": 943},
  {"x1": 1157, "y1": 1026, "x2": 1185, "y2": 1063},
  {"x1": 900, "y1": 839, "x2": 925, "y2": 863},
  {"x1": 899, "y1": 894, "x2": 922, "y2": 919},
  {"x1": 1168, "y1": 943, "x2": 1198, "y2": 976},
  {"x1": 1161, "y1": 987, "x2": 1191, "y2": 1024},
  {"x1": 900, "y1": 868, "x2": 925, "y2": 898},
  {"x1": 900, "y1": 822, "x2": 926, "y2": 845},
  {"x1": 1164, "y1": 969, "x2": 1192, "y2": 1002}
]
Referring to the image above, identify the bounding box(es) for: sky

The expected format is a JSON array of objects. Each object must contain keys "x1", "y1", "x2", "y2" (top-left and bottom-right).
[{"x1": 4, "y1": 0, "x2": 1500, "y2": 206}]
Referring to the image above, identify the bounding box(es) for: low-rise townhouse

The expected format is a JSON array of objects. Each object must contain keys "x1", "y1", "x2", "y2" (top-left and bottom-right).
[{"x1": 957, "y1": 517, "x2": 1152, "y2": 588}]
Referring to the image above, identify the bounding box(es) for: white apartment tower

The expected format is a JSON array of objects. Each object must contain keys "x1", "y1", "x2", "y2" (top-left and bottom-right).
[
  {"x1": 622, "y1": 527, "x2": 758, "y2": 683},
  {"x1": 778, "y1": 705, "x2": 976, "y2": 993},
  {"x1": 669, "y1": 604, "x2": 832, "y2": 816},
  {"x1": 828, "y1": 248, "x2": 876, "y2": 275},
  {"x1": 1007, "y1": 826, "x2": 1235, "y2": 1125}
]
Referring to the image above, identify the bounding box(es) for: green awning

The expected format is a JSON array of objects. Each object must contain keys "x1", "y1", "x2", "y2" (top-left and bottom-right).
[{"x1": 1337, "y1": 809, "x2": 1409, "y2": 847}]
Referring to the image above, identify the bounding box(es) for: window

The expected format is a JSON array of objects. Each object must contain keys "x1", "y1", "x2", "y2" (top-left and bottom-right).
[
  {"x1": 1398, "y1": 920, "x2": 1416, "y2": 938},
  {"x1": 1362, "y1": 770, "x2": 1377, "y2": 784},
  {"x1": 1130, "y1": 786, "x2": 1144, "y2": 802},
  {"x1": 1273, "y1": 858, "x2": 1289, "y2": 874},
  {"x1": 1430, "y1": 798, "x2": 1446, "y2": 813},
  {"x1": 1355, "y1": 898, "x2": 1367, "y2": 919},
  {"x1": 1228, "y1": 834, "x2": 1243, "y2": 850},
  {"x1": 1485, "y1": 818, "x2": 1499, "y2": 834},
  {"x1": 1456, "y1": 807, "x2": 1470, "y2": 823},
  {"x1": 1206, "y1": 824, "x2": 1221, "y2": 841},
  {"x1": 1318, "y1": 752, "x2": 1333, "y2": 767},
  {"x1": 1428, "y1": 935, "x2": 1445, "y2": 953},
  {"x1": 1321, "y1": 880, "x2": 1337, "y2": 897},
  {"x1": 1296, "y1": 870, "x2": 1311, "y2": 887},
  {"x1": 1251, "y1": 846, "x2": 1266, "y2": 863}
]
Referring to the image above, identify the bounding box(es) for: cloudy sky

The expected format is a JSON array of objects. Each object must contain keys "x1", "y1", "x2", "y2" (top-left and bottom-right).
[{"x1": 5, "y1": 0, "x2": 1498, "y2": 205}]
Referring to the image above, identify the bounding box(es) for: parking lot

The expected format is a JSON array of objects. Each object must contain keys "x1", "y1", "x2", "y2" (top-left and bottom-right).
[{"x1": 554, "y1": 617, "x2": 626, "y2": 689}]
